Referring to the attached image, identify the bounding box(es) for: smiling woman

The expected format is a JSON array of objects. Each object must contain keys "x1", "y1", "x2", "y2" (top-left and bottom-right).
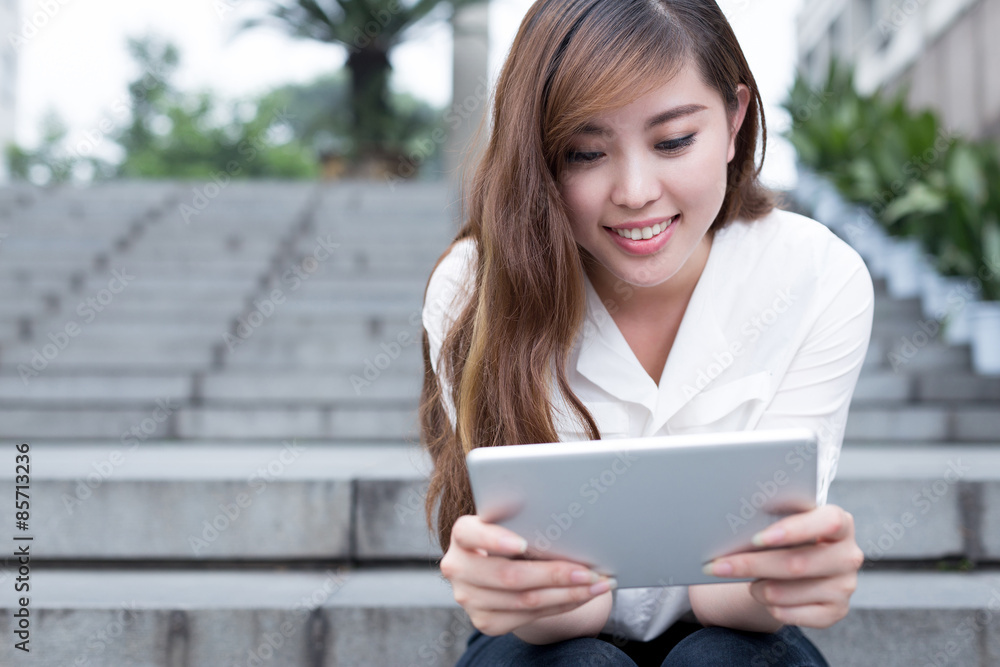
[{"x1": 419, "y1": 0, "x2": 871, "y2": 665}]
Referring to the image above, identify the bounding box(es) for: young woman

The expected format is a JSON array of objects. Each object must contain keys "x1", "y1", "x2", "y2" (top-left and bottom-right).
[{"x1": 419, "y1": 0, "x2": 873, "y2": 664}]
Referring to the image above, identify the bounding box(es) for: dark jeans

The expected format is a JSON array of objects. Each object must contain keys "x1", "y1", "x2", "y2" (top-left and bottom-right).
[{"x1": 454, "y1": 620, "x2": 829, "y2": 666}]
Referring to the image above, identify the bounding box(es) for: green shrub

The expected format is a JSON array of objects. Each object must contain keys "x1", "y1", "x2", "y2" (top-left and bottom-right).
[{"x1": 783, "y1": 58, "x2": 1000, "y2": 301}]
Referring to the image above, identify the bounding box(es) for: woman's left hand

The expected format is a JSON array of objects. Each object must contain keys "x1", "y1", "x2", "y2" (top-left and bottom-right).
[{"x1": 702, "y1": 503, "x2": 865, "y2": 628}]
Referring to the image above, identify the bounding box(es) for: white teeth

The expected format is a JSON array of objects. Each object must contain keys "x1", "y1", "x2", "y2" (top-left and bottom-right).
[{"x1": 614, "y1": 215, "x2": 676, "y2": 240}]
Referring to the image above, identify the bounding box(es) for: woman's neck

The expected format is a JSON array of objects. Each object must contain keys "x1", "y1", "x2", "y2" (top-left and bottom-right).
[{"x1": 586, "y1": 228, "x2": 715, "y2": 323}]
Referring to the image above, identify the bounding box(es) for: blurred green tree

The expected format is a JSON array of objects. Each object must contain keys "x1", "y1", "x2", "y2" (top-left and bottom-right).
[
  {"x1": 241, "y1": 0, "x2": 479, "y2": 171},
  {"x1": 6, "y1": 111, "x2": 78, "y2": 184},
  {"x1": 4, "y1": 35, "x2": 320, "y2": 183},
  {"x1": 113, "y1": 35, "x2": 318, "y2": 179},
  {"x1": 259, "y1": 69, "x2": 447, "y2": 178}
]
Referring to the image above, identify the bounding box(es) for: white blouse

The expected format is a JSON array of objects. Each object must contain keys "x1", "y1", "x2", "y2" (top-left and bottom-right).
[{"x1": 422, "y1": 207, "x2": 875, "y2": 641}]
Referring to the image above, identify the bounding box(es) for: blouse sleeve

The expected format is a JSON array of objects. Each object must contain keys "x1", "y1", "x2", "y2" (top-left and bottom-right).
[
  {"x1": 752, "y1": 256, "x2": 875, "y2": 507},
  {"x1": 422, "y1": 238, "x2": 477, "y2": 430}
]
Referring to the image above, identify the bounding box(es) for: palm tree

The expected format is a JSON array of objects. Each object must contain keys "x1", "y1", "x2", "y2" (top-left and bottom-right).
[{"x1": 241, "y1": 0, "x2": 483, "y2": 172}]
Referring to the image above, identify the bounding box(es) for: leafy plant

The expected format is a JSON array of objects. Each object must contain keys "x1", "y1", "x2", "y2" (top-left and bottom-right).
[
  {"x1": 241, "y1": 0, "x2": 481, "y2": 169},
  {"x1": 113, "y1": 35, "x2": 318, "y2": 180},
  {"x1": 782, "y1": 58, "x2": 1000, "y2": 301}
]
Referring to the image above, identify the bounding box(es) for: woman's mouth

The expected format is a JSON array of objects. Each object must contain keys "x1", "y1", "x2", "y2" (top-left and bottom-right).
[
  {"x1": 602, "y1": 214, "x2": 679, "y2": 256},
  {"x1": 606, "y1": 214, "x2": 679, "y2": 240}
]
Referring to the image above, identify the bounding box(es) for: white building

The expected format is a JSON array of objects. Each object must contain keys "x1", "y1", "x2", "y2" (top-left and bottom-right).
[
  {"x1": 0, "y1": 0, "x2": 18, "y2": 183},
  {"x1": 797, "y1": 0, "x2": 1000, "y2": 140}
]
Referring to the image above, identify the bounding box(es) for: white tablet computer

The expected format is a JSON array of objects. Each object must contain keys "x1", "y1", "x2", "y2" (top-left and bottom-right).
[{"x1": 466, "y1": 427, "x2": 818, "y2": 588}]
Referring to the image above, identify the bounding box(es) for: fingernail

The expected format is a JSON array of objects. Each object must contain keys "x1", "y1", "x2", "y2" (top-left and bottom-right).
[
  {"x1": 500, "y1": 536, "x2": 527, "y2": 553},
  {"x1": 752, "y1": 527, "x2": 785, "y2": 547},
  {"x1": 571, "y1": 569, "x2": 601, "y2": 584},
  {"x1": 590, "y1": 577, "x2": 617, "y2": 595},
  {"x1": 703, "y1": 561, "x2": 733, "y2": 576}
]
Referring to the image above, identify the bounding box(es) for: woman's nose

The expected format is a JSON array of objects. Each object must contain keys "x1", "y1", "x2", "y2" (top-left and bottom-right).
[{"x1": 609, "y1": 155, "x2": 661, "y2": 209}]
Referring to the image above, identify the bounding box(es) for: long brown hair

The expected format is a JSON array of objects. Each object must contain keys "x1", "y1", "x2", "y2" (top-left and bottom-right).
[{"x1": 420, "y1": 0, "x2": 779, "y2": 551}]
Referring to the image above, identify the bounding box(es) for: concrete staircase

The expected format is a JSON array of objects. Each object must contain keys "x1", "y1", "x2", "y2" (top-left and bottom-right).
[{"x1": 0, "y1": 180, "x2": 997, "y2": 666}]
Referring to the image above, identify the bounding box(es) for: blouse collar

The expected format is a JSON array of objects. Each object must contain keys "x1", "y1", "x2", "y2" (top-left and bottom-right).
[{"x1": 575, "y1": 224, "x2": 734, "y2": 431}]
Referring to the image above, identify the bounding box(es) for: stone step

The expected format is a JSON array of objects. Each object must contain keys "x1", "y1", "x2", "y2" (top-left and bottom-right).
[
  {"x1": 0, "y1": 443, "x2": 994, "y2": 563},
  {"x1": 0, "y1": 406, "x2": 418, "y2": 440},
  {"x1": 14, "y1": 316, "x2": 422, "y2": 338},
  {"x1": 8, "y1": 319, "x2": 423, "y2": 344},
  {"x1": 174, "y1": 407, "x2": 419, "y2": 440},
  {"x1": 36, "y1": 294, "x2": 423, "y2": 311},
  {"x1": 3, "y1": 370, "x2": 996, "y2": 407},
  {"x1": 0, "y1": 263, "x2": 440, "y2": 282},
  {"x1": 54, "y1": 278, "x2": 430, "y2": 297},
  {"x1": 1, "y1": 297, "x2": 424, "y2": 328},
  {"x1": 0, "y1": 567, "x2": 467, "y2": 666},
  {"x1": 800, "y1": 571, "x2": 1000, "y2": 666},
  {"x1": 866, "y1": 340, "x2": 972, "y2": 372},
  {"x1": 0, "y1": 301, "x2": 957, "y2": 329},
  {"x1": 0, "y1": 569, "x2": 996, "y2": 666},
  {"x1": 1, "y1": 336, "x2": 422, "y2": 370},
  {"x1": 4, "y1": 401, "x2": 1000, "y2": 440},
  {"x1": 0, "y1": 376, "x2": 192, "y2": 403},
  {"x1": 845, "y1": 407, "x2": 1000, "y2": 442},
  {"x1": 853, "y1": 372, "x2": 1000, "y2": 404},
  {"x1": 0, "y1": 442, "x2": 434, "y2": 561},
  {"x1": 2, "y1": 343, "x2": 216, "y2": 370},
  {"x1": 872, "y1": 295, "x2": 923, "y2": 318}
]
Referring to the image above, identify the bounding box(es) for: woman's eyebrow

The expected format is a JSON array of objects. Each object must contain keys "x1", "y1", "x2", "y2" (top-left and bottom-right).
[{"x1": 577, "y1": 104, "x2": 708, "y2": 137}]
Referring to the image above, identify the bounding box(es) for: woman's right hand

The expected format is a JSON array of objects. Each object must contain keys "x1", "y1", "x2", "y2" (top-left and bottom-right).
[{"x1": 439, "y1": 514, "x2": 617, "y2": 637}]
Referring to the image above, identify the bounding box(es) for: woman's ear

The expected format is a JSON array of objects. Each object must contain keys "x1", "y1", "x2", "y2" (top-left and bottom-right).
[{"x1": 727, "y1": 84, "x2": 751, "y2": 164}]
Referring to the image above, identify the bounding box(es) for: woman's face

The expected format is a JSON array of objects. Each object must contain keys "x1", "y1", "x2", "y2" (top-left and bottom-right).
[{"x1": 556, "y1": 60, "x2": 750, "y2": 300}]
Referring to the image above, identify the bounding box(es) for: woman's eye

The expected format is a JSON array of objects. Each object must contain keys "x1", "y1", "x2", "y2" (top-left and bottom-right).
[
  {"x1": 565, "y1": 133, "x2": 697, "y2": 164},
  {"x1": 658, "y1": 133, "x2": 697, "y2": 153},
  {"x1": 566, "y1": 150, "x2": 602, "y2": 164}
]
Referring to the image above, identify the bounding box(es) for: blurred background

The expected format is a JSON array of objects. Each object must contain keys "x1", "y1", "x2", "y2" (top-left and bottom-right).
[
  {"x1": 0, "y1": 0, "x2": 999, "y2": 665},
  {"x1": 1, "y1": 0, "x2": 806, "y2": 187}
]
